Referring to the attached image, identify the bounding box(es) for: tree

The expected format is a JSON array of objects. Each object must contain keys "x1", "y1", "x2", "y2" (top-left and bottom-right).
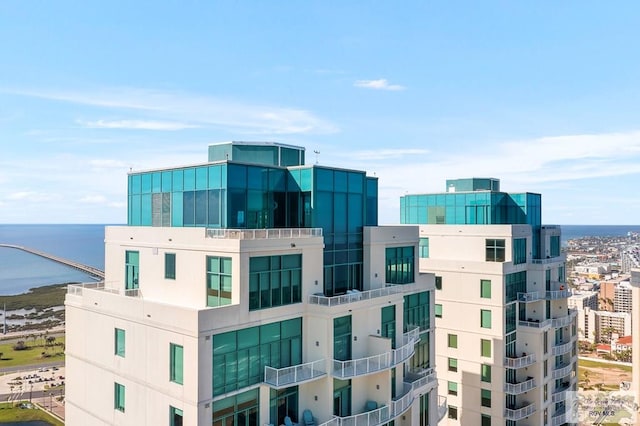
[
  {"x1": 0, "y1": 352, "x2": 3, "y2": 360},
  {"x1": 13, "y1": 341, "x2": 27, "y2": 351}
]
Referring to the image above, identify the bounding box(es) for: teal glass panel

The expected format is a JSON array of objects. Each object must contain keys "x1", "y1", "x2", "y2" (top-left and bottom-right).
[
  {"x1": 170, "y1": 343, "x2": 184, "y2": 384},
  {"x1": 183, "y1": 191, "x2": 195, "y2": 226},
  {"x1": 172, "y1": 169, "x2": 183, "y2": 191},
  {"x1": 161, "y1": 171, "x2": 172, "y2": 192},
  {"x1": 403, "y1": 291, "x2": 430, "y2": 331},
  {"x1": 141, "y1": 194, "x2": 152, "y2": 226},
  {"x1": 152, "y1": 172, "x2": 161, "y2": 192},
  {"x1": 385, "y1": 246, "x2": 415, "y2": 284},
  {"x1": 208, "y1": 165, "x2": 222, "y2": 189},
  {"x1": 170, "y1": 406, "x2": 183, "y2": 426},
  {"x1": 513, "y1": 238, "x2": 527, "y2": 264},
  {"x1": 419, "y1": 238, "x2": 429, "y2": 258},
  {"x1": 171, "y1": 192, "x2": 183, "y2": 226},
  {"x1": 348, "y1": 172, "x2": 363, "y2": 193},
  {"x1": 165, "y1": 253, "x2": 176, "y2": 279},
  {"x1": 130, "y1": 174, "x2": 141, "y2": 195},
  {"x1": 333, "y1": 315, "x2": 352, "y2": 361},
  {"x1": 206, "y1": 256, "x2": 232, "y2": 307},
  {"x1": 114, "y1": 382, "x2": 125, "y2": 412},
  {"x1": 125, "y1": 250, "x2": 139, "y2": 290},
  {"x1": 115, "y1": 328, "x2": 125, "y2": 357},
  {"x1": 315, "y1": 168, "x2": 333, "y2": 191},
  {"x1": 300, "y1": 168, "x2": 312, "y2": 191},
  {"x1": 228, "y1": 164, "x2": 247, "y2": 188},
  {"x1": 195, "y1": 190, "x2": 207, "y2": 225},
  {"x1": 268, "y1": 169, "x2": 286, "y2": 191},
  {"x1": 141, "y1": 173, "x2": 152, "y2": 193},
  {"x1": 130, "y1": 195, "x2": 141, "y2": 225},
  {"x1": 505, "y1": 271, "x2": 526, "y2": 303},
  {"x1": 334, "y1": 171, "x2": 347, "y2": 192},
  {"x1": 183, "y1": 168, "x2": 196, "y2": 191},
  {"x1": 381, "y1": 305, "x2": 396, "y2": 348}
]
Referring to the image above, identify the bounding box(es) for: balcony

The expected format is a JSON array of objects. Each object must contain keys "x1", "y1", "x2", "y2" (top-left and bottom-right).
[
  {"x1": 531, "y1": 253, "x2": 566, "y2": 265},
  {"x1": 552, "y1": 363, "x2": 574, "y2": 380},
  {"x1": 551, "y1": 408, "x2": 567, "y2": 426},
  {"x1": 517, "y1": 291, "x2": 542, "y2": 302},
  {"x1": 67, "y1": 281, "x2": 142, "y2": 298},
  {"x1": 206, "y1": 227, "x2": 323, "y2": 239},
  {"x1": 552, "y1": 340, "x2": 573, "y2": 356},
  {"x1": 552, "y1": 389, "x2": 567, "y2": 404},
  {"x1": 390, "y1": 384, "x2": 416, "y2": 419},
  {"x1": 518, "y1": 318, "x2": 551, "y2": 330},
  {"x1": 437, "y1": 396, "x2": 447, "y2": 422},
  {"x1": 504, "y1": 377, "x2": 536, "y2": 394},
  {"x1": 504, "y1": 353, "x2": 536, "y2": 369},
  {"x1": 333, "y1": 330, "x2": 418, "y2": 379},
  {"x1": 504, "y1": 402, "x2": 536, "y2": 421},
  {"x1": 308, "y1": 286, "x2": 404, "y2": 307},
  {"x1": 404, "y1": 368, "x2": 437, "y2": 395},
  {"x1": 264, "y1": 359, "x2": 327, "y2": 389},
  {"x1": 553, "y1": 380, "x2": 572, "y2": 395},
  {"x1": 551, "y1": 309, "x2": 577, "y2": 328},
  {"x1": 545, "y1": 290, "x2": 571, "y2": 300}
]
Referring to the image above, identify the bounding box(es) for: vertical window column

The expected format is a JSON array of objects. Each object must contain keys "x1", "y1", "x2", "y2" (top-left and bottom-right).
[
  {"x1": 206, "y1": 256, "x2": 232, "y2": 307},
  {"x1": 114, "y1": 382, "x2": 125, "y2": 412},
  {"x1": 170, "y1": 343, "x2": 184, "y2": 385},
  {"x1": 115, "y1": 328, "x2": 125, "y2": 357}
]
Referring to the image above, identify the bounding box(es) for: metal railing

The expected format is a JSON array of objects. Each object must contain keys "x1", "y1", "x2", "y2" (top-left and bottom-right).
[
  {"x1": 206, "y1": 227, "x2": 323, "y2": 239},
  {"x1": 67, "y1": 282, "x2": 142, "y2": 298},
  {"x1": 437, "y1": 396, "x2": 448, "y2": 421},
  {"x1": 552, "y1": 363, "x2": 574, "y2": 380},
  {"x1": 504, "y1": 403, "x2": 536, "y2": 421},
  {"x1": 552, "y1": 341, "x2": 573, "y2": 356},
  {"x1": 319, "y1": 405, "x2": 392, "y2": 426},
  {"x1": 504, "y1": 377, "x2": 536, "y2": 394},
  {"x1": 545, "y1": 290, "x2": 571, "y2": 299},
  {"x1": 504, "y1": 353, "x2": 536, "y2": 369},
  {"x1": 531, "y1": 254, "x2": 566, "y2": 264},
  {"x1": 264, "y1": 359, "x2": 326, "y2": 388},
  {"x1": 333, "y1": 330, "x2": 418, "y2": 379},
  {"x1": 517, "y1": 291, "x2": 541, "y2": 302},
  {"x1": 308, "y1": 286, "x2": 404, "y2": 307},
  {"x1": 551, "y1": 408, "x2": 567, "y2": 426},
  {"x1": 404, "y1": 369, "x2": 437, "y2": 395},
  {"x1": 552, "y1": 389, "x2": 568, "y2": 404},
  {"x1": 391, "y1": 384, "x2": 415, "y2": 418},
  {"x1": 551, "y1": 309, "x2": 577, "y2": 328},
  {"x1": 518, "y1": 318, "x2": 551, "y2": 329}
]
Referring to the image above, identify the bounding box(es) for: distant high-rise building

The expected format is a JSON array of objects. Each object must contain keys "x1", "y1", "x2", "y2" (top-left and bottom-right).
[
  {"x1": 401, "y1": 178, "x2": 577, "y2": 426},
  {"x1": 65, "y1": 142, "x2": 441, "y2": 426}
]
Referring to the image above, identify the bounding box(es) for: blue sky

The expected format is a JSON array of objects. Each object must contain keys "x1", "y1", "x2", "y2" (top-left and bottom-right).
[{"x1": 1, "y1": 1, "x2": 640, "y2": 225}]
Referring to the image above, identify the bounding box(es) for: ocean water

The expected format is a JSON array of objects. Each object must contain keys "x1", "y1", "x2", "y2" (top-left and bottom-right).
[
  {"x1": 0, "y1": 224, "x2": 111, "y2": 295},
  {"x1": 560, "y1": 225, "x2": 640, "y2": 245}
]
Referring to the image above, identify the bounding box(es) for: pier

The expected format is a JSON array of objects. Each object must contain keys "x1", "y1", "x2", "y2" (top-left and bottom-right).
[{"x1": 0, "y1": 244, "x2": 104, "y2": 280}]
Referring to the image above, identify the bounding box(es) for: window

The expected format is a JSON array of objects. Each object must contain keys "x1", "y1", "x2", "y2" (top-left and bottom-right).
[
  {"x1": 435, "y1": 304, "x2": 442, "y2": 318},
  {"x1": 481, "y1": 364, "x2": 491, "y2": 382},
  {"x1": 165, "y1": 253, "x2": 176, "y2": 279},
  {"x1": 481, "y1": 310, "x2": 492, "y2": 329},
  {"x1": 170, "y1": 343, "x2": 184, "y2": 385},
  {"x1": 403, "y1": 291, "x2": 430, "y2": 331},
  {"x1": 270, "y1": 386, "x2": 299, "y2": 426},
  {"x1": 419, "y1": 238, "x2": 429, "y2": 258},
  {"x1": 448, "y1": 358, "x2": 457, "y2": 372},
  {"x1": 485, "y1": 239, "x2": 505, "y2": 262},
  {"x1": 213, "y1": 389, "x2": 259, "y2": 425},
  {"x1": 481, "y1": 414, "x2": 491, "y2": 426},
  {"x1": 206, "y1": 256, "x2": 232, "y2": 307},
  {"x1": 114, "y1": 328, "x2": 125, "y2": 357},
  {"x1": 125, "y1": 250, "x2": 139, "y2": 290},
  {"x1": 481, "y1": 389, "x2": 491, "y2": 407},
  {"x1": 505, "y1": 271, "x2": 526, "y2": 303},
  {"x1": 249, "y1": 254, "x2": 302, "y2": 310},
  {"x1": 448, "y1": 406, "x2": 458, "y2": 420},
  {"x1": 170, "y1": 406, "x2": 183, "y2": 426},
  {"x1": 448, "y1": 334, "x2": 457, "y2": 348},
  {"x1": 448, "y1": 381, "x2": 458, "y2": 396},
  {"x1": 435, "y1": 276, "x2": 442, "y2": 290},
  {"x1": 480, "y1": 279, "x2": 491, "y2": 298},
  {"x1": 481, "y1": 339, "x2": 491, "y2": 357},
  {"x1": 114, "y1": 382, "x2": 125, "y2": 412},
  {"x1": 513, "y1": 238, "x2": 527, "y2": 265},
  {"x1": 385, "y1": 246, "x2": 415, "y2": 284},
  {"x1": 550, "y1": 235, "x2": 560, "y2": 257},
  {"x1": 544, "y1": 359, "x2": 548, "y2": 378}
]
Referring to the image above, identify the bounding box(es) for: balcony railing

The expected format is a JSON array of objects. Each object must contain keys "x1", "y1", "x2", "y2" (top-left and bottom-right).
[
  {"x1": 551, "y1": 408, "x2": 567, "y2": 426},
  {"x1": 333, "y1": 330, "x2": 418, "y2": 379},
  {"x1": 552, "y1": 341, "x2": 573, "y2": 356},
  {"x1": 67, "y1": 282, "x2": 143, "y2": 298},
  {"x1": 552, "y1": 363, "x2": 574, "y2": 380},
  {"x1": 518, "y1": 318, "x2": 551, "y2": 329},
  {"x1": 206, "y1": 227, "x2": 323, "y2": 239},
  {"x1": 404, "y1": 368, "x2": 437, "y2": 395},
  {"x1": 553, "y1": 380, "x2": 572, "y2": 395},
  {"x1": 391, "y1": 384, "x2": 415, "y2": 419},
  {"x1": 552, "y1": 389, "x2": 568, "y2": 404},
  {"x1": 504, "y1": 353, "x2": 536, "y2": 369},
  {"x1": 531, "y1": 254, "x2": 566, "y2": 264},
  {"x1": 437, "y1": 396, "x2": 447, "y2": 421},
  {"x1": 504, "y1": 402, "x2": 536, "y2": 421},
  {"x1": 545, "y1": 290, "x2": 571, "y2": 300},
  {"x1": 318, "y1": 405, "x2": 391, "y2": 426},
  {"x1": 264, "y1": 359, "x2": 326, "y2": 388},
  {"x1": 551, "y1": 309, "x2": 577, "y2": 328},
  {"x1": 308, "y1": 286, "x2": 404, "y2": 307},
  {"x1": 517, "y1": 292, "x2": 542, "y2": 302},
  {"x1": 504, "y1": 377, "x2": 536, "y2": 394}
]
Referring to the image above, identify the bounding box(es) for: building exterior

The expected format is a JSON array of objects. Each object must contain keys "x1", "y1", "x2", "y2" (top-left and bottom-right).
[
  {"x1": 65, "y1": 142, "x2": 442, "y2": 426},
  {"x1": 613, "y1": 281, "x2": 633, "y2": 314},
  {"x1": 629, "y1": 269, "x2": 640, "y2": 406},
  {"x1": 567, "y1": 291, "x2": 598, "y2": 341},
  {"x1": 620, "y1": 246, "x2": 640, "y2": 274},
  {"x1": 400, "y1": 178, "x2": 578, "y2": 426}
]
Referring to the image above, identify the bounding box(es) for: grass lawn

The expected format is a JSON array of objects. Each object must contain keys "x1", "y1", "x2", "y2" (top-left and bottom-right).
[
  {"x1": 0, "y1": 284, "x2": 67, "y2": 311},
  {"x1": 0, "y1": 402, "x2": 63, "y2": 425},
  {"x1": 578, "y1": 358, "x2": 632, "y2": 372},
  {"x1": 0, "y1": 337, "x2": 65, "y2": 369}
]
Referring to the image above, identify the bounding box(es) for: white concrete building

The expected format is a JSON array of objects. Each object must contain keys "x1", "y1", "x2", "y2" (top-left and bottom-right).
[
  {"x1": 401, "y1": 179, "x2": 578, "y2": 426},
  {"x1": 65, "y1": 142, "x2": 441, "y2": 426}
]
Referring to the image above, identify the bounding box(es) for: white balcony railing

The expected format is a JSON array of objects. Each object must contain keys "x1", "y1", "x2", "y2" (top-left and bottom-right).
[
  {"x1": 437, "y1": 396, "x2": 448, "y2": 421},
  {"x1": 318, "y1": 405, "x2": 391, "y2": 426},
  {"x1": 551, "y1": 309, "x2": 577, "y2": 328},
  {"x1": 405, "y1": 370, "x2": 437, "y2": 395},
  {"x1": 518, "y1": 292, "x2": 542, "y2": 302},
  {"x1": 504, "y1": 353, "x2": 536, "y2": 369},
  {"x1": 308, "y1": 286, "x2": 404, "y2": 307},
  {"x1": 264, "y1": 359, "x2": 327, "y2": 388},
  {"x1": 552, "y1": 341, "x2": 573, "y2": 356},
  {"x1": 333, "y1": 330, "x2": 418, "y2": 379},
  {"x1": 206, "y1": 227, "x2": 323, "y2": 239},
  {"x1": 545, "y1": 290, "x2": 571, "y2": 299},
  {"x1": 531, "y1": 254, "x2": 566, "y2": 264},
  {"x1": 504, "y1": 403, "x2": 536, "y2": 421},
  {"x1": 391, "y1": 384, "x2": 415, "y2": 418},
  {"x1": 552, "y1": 363, "x2": 574, "y2": 380},
  {"x1": 518, "y1": 318, "x2": 551, "y2": 329},
  {"x1": 551, "y1": 408, "x2": 567, "y2": 426},
  {"x1": 67, "y1": 282, "x2": 142, "y2": 298},
  {"x1": 552, "y1": 389, "x2": 568, "y2": 404},
  {"x1": 504, "y1": 378, "x2": 536, "y2": 394}
]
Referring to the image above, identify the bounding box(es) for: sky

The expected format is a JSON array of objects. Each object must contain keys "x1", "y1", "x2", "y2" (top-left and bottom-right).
[{"x1": 1, "y1": 1, "x2": 640, "y2": 225}]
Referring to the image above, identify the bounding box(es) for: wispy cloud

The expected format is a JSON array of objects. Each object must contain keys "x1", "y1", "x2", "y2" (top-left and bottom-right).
[
  {"x1": 79, "y1": 119, "x2": 200, "y2": 131},
  {"x1": 354, "y1": 79, "x2": 406, "y2": 91},
  {"x1": 5, "y1": 191, "x2": 58, "y2": 202},
  {"x1": 7, "y1": 87, "x2": 338, "y2": 135},
  {"x1": 352, "y1": 148, "x2": 429, "y2": 161}
]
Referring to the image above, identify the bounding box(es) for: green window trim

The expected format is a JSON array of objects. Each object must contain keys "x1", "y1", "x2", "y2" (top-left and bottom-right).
[
  {"x1": 115, "y1": 328, "x2": 125, "y2": 357},
  {"x1": 448, "y1": 357, "x2": 457, "y2": 372},
  {"x1": 207, "y1": 256, "x2": 232, "y2": 307},
  {"x1": 447, "y1": 381, "x2": 458, "y2": 396},
  {"x1": 170, "y1": 406, "x2": 183, "y2": 426},
  {"x1": 419, "y1": 238, "x2": 429, "y2": 258},
  {"x1": 447, "y1": 334, "x2": 457, "y2": 348},
  {"x1": 249, "y1": 254, "x2": 302, "y2": 310},
  {"x1": 125, "y1": 250, "x2": 139, "y2": 290},
  {"x1": 170, "y1": 343, "x2": 184, "y2": 385},
  {"x1": 165, "y1": 253, "x2": 176, "y2": 280},
  {"x1": 114, "y1": 382, "x2": 125, "y2": 412},
  {"x1": 481, "y1": 389, "x2": 491, "y2": 407},
  {"x1": 385, "y1": 246, "x2": 415, "y2": 284},
  {"x1": 481, "y1": 364, "x2": 491, "y2": 383},
  {"x1": 480, "y1": 279, "x2": 491, "y2": 298},
  {"x1": 481, "y1": 339, "x2": 491, "y2": 357},
  {"x1": 481, "y1": 309, "x2": 492, "y2": 329},
  {"x1": 435, "y1": 304, "x2": 442, "y2": 318}
]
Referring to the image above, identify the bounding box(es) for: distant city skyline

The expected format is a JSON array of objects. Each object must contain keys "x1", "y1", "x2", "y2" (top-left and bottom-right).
[{"x1": 1, "y1": 1, "x2": 640, "y2": 225}]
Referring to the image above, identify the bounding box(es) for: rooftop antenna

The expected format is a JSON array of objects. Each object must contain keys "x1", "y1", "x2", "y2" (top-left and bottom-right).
[{"x1": 313, "y1": 150, "x2": 320, "y2": 164}]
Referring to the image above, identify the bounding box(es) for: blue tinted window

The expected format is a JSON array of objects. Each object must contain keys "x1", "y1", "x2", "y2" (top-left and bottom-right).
[
  {"x1": 183, "y1": 168, "x2": 196, "y2": 191},
  {"x1": 152, "y1": 172, "x2": 162, "y2": 192},
  {"x1": 196, "y1": 167, "x2": 208, "y2": 190},
  {"x1": 172, "y1": 170, "x2": 183, "y2": 191},
  {"x1": 161, "y1": 171, "x2": 172, "y2": 192},
  {"x1": 209, "y1": 165, "x2": 222, "y2": 188},
  {"x1": 141, "y1": 173, "x2": 152, "y2": 193}
]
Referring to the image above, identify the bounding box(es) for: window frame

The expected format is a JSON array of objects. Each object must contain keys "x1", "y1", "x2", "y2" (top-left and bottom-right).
[
  {"x1": 481, "y1": 339, "x2": 491, "y2": 357},
  {"x1": 114, "y1": 328, "x2": 125, "y2": 357},
  {"x1": 165, "y1": 252, "x2": 176, "y2": 280},
  {"x1": 448, "y1": 357, "x2": 457, "y2": 372},
  {"x1": 114, "y1": 382, "x2": 125, "y2": 412},
  {"x1": 170, "y1": 343, "x2": 184, "y2": 385},
  {"x1": 481, "y1": 388, "x2": 491, "y2": 408},
  {"x1": 448, "y1": 333, "x2": 457, "y2": 348},
  {"x1": 480, "y1": 279, "x2": 491, "y2": 299},
  {"x1": 435, "y1": 304, "x2": 442, "y2": 318},
  {"x1": 480, "y1": 309, "x2": 492, "y2": 329},
  {"x1": 485, "y1": 239, "x2": 505, "y2": 262}
]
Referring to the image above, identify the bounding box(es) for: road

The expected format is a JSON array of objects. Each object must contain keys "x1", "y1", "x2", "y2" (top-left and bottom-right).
[{"x1": 0, "y1": 360, "x2": 64, "y2": 375}]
